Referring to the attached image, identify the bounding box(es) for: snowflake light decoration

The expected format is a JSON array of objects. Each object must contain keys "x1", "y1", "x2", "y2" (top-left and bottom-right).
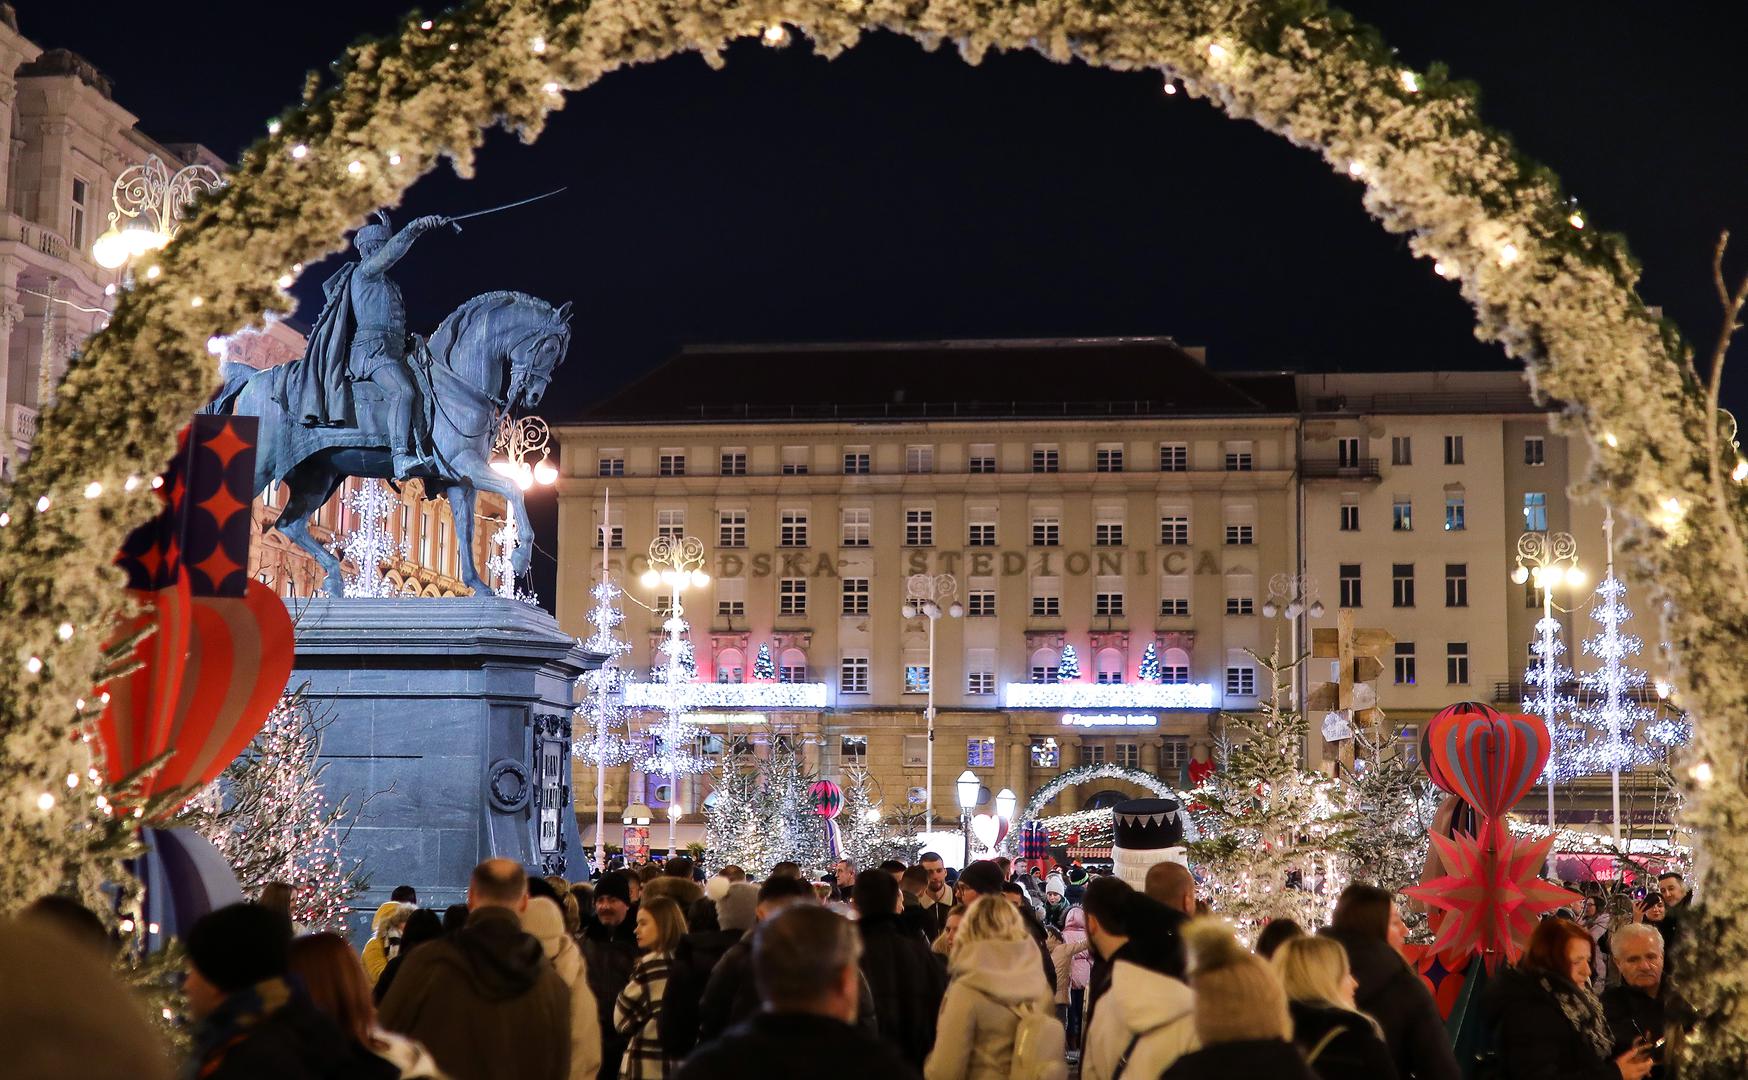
[{"x1": 326, "y1": 480, "x2": 408, "y2": 597}]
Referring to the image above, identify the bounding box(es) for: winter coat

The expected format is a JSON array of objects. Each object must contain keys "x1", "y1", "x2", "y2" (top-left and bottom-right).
[
  {"x1": 1482, "y1": 965, "x2": 1621, "y2": 1080},
  {"x1": 641, "y1": 876, "x2": 703, "y2": 912},
  {"x1": 1318, "y1": 927, "x2": 1460, "y2": 1080},
  {"x1": 191, "y1": 979, "x2": 398, "y2": 1080},
  {"x1": 900, "y1": 894, "x2": 936, "y2": 942},
  {"x1": 1160, "y1": 1039, "x2": 1320, "y2": 1080},
  {"x1": 1602, "y1": 981, "x2": 1695, "y2": 1080},
  {"x1": 363, "y1": 902, "x2": 408, "y2": 985},
  {"x1": 613, "y1": 951, "x2": 674, "y2": 1080},
  {"x1": 378, "y1": 905, "x2": 572, "y2": 1080},
  {"x1": 1287, "y1": 1000, "x2": 1398, "y2": 1080},
  {"x1": 369, "y1": 1029, "x2": 445, "y2": 1079},
  {"x1": 1063, "y1": 908, "x2": 1092, "y2": 990},
  {"x1": 916, "y1": 889, "x2": 958, "y2": 940},
  {"x1": 1050, "y1": 937, "x2": 1090, "y2": 1005},
  {"x1": 860, "y1": 910, "x2": 949, "y2": 1068},
  {"x1": 1080, "y1": 958, "x2": 1197, "y2": 1080},
  {"x1": 676, "y1": 1011, "x2": 921, "y2": 1080},
  {"x1": 660, "y1": 927, "x2": 745, "y2": 1059},
  {"x1": 923, "y1": 938, "x2": 1056, "y2": 1080},
  {"x1": 525, "y1": 897, "x2": 605, "y2": 1080},
  {"x1": 581, "y1": 917, "x2": 639, "y2": 1080}
]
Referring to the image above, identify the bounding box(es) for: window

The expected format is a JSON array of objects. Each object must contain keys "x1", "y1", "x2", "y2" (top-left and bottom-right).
[
  {"x1": 779, "y1": 510, "x2": 809, "y2": 547},
  {"x1": 1159, "y1": 514, "x2": 1190, "y2": 546},
  {"x1": 1224, "y1": 441, "x2": 1254, "y2": 471},
  {"x1": 1224, "y1": 520, "x2": 1254, "y2": 546},
  {"x1": 906, "y1": 445, "x2": 934, "y2": 474},
  {"x1": 1031, "y1": 578, "x2": 1061, "y2": 618},
  {"x1": 1162, "y1": 736, "x2": 1190, "y2": 773},
  {"x1": 653, "y1": 591, "x2": 676, "y2": 616},
  {"x1": 1445, "y1": 491, "x2": 1466, "y2": 531},
  {"x1": 597, "y1": 517, "x2": 625, "y2": 548},
  {"x1": 1096, "y1": 648, "x2": 1125, "y2": 684},
  {"x1": 779, "y1": 578, "x2": 806, "y2": 616},
  {"x1": 1392, "y1": 497, "x2": 1413, "y2": 532},
  {"x1": 1030, "y1": 647, "x2": 1060, "y2": 684},
  {"x1": 659, "y1": 450, "x2": 686, "y2": 476},
  {"x1": 717, "y1": 577, "x2": 746, "y2": 619},
  {"x1": 779, "y1": 649, "x2": 808, "y2": 683},
  {"x1": 781, "y1": 446, "x2": 809, "y2": 475},
  {"x1": 656, "y1": 508, "x2": 685, "y2": 540},
  {"x1": 1226, "y1": 665, "x2": 1256, "y2": 696},
  {"x1": 1095, "y1": 588, "x2": 1125, "y2": 617},
  {"x1": 968, "y1": 738, "x2": 996, "y2": 768},
  {"x1": 1391, "y1": 435, "x2": 1412, "y2": 466},
  {"x1": 396, "y1": 501, "x2": 407, "y2": 540},
  {"x1": 1392, "y1": 564, "x2": 1415, "y2": 607},
  {"x1": 1339, "y1": 497, "x2": 1360, "y2": 532},
  {"x1": 1394, "y1": 642, "x2": 1417, "y2": 685},
  {"x1": 720, "y1": 449, "x2": 747, "y2": 476},
  {"x1": 967, "y1": 588, "x2": 996, "y2": 617},
  {"x1": 1446, "y1": 642, "x2": 1470, "y2": 685},
  {"x1": 69, "y1": 177, "x2": 88, "y2": 249},
  {"x1": 967, "y1": 649, "x2": 995, "y2": 695},
  {"x1": 718, "y1": 510, "x2": 747, "y2": 548},
  {"x1": 1225, "y1": 594, "x2": 1254, "y2": 616},
  {"x1": 419, "y1": 510, "x2": 432, "y2": 565},
  {"x1": 903, "y1": 735, "x2": 927, "y2": 766},
  {"x1": 1032, "y1": 514, "x2": 1060, "y2": 547},
  {"x1": 843, "y1": 448, "x2": 871, "y2": 475},
  {"x1": 1094, "y1": 514, "x2": 1124, "y2": 547},
  {"x1": 967, "y1": 516, "x2": 997, "y2": 546},
  {"x1": 598, "y1": 452, "x2": 625, "y2": 477},
  {"x1": 905, "y1": 508, "x2": 934, "y2": 547},
  {"x1": 905, "y1": 665, "x2": 932, "y2": 694},
  {"x1": 841, "y1": 655, "x2": 870, "y2": 694},
  {"x1": 1337, "y1": 436, "x2": 1361, "y2": 468},
  {"x1": 437, "y1": 520, "x2": 448, "y2": 575},
  {"x1": 841, "y1": 735, "x2": 868, "y2": 764},
  {"x1": 1523, "y1": 492, "x2": 1548, "y2": 532},
  {"x1": 1162, "y1": 648, "x2": 1191, "y2": 684},
  {"x1": 1444, "y1": 435, "x2": 1464, "y2": 465},
  {"x1": 1096, "y1": 445, "x2": 1125, "y2": 472},
  {"x1": 1526, "y1": 579, "x2": 1545, "y2": 609},
  {"x1": 1445, "y1": 563, "x2": 1469, "y2": 607},
  {"x1": 1032, "y1": 446, "x2": 1059, "y2": 473},
  {"x1": 1030, "y1": 738, "x2": 1061, "y2": 769},
  {"x1": 1159, "y1": 442, "x2": 1188, "y2": 472},
  {"x1": 1115, "y1": 742, "x2": 1141, "y2": 769},
  {"x1": 1524, "y1": 436, "x2": 1546, "y2": 466},
  {"x1": 842, "y1": 578, "x2": 870, "y2": 616},
  {"x1": 1079, "y1": 743, "x2": 1108, "y2": 767},
  {"x1": 716, "y1": 650, "x2": 744, "y2": 683},
  {"x1": 1339, "y1": 564, "x2": 1362, "y2": 608},
  {"x1": 1159, "y1": 577, "x2": 1190, "y2": 617},
  {"x1": 969, "y1": 444, "x2": 997, "y2": 474},
  {"x1": 841, "y1": 508, "x2": 871, "y2": 547}
]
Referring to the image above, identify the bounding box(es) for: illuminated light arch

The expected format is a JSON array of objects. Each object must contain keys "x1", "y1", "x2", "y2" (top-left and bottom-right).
[
  {"x1": 1020, "y1": 762, "x2": 1188, "y2": 824},
  {"x1": 3, "y1": 2, "x2": 1741, "y2": 1061}
]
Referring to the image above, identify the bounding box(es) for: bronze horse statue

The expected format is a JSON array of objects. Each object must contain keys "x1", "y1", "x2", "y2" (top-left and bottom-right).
[{"x1": 208, "y1": 291, "x2": 572, "y2": 596}]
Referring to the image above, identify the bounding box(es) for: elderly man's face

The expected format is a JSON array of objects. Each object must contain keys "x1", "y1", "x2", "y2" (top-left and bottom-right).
[{"x1": 1617, "y1": 933, "x2": 1665, "y2": 993}]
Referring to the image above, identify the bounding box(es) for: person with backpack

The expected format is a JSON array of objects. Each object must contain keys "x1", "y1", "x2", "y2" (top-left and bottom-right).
[
  {"x1": 1079, "y1": 877, "x2": 1196, "y2": 1080},
  {"x1": 1272, "y1": 936, "x2": 1397, "y2": 1080},
  {"x1": 923, "y1": 896, "x2": 1066, "y2": 1080}
]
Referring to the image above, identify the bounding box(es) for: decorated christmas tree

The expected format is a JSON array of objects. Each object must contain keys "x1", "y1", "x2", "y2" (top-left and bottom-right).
[
  {"x1": 838, "y1": 766, "x2": 925, "y2": 869},
  {"x1": 1525, "y1": 614, "x2": 1582, "y2": 784},
  {"x1": 1576, "y1": 569, "x2": 1658, "y2": 777},
  {"x1": 702, "y1": 724, "x2": 829, "y2": 876},
  {"x1": 1057, "y1": 643, "x2": 1081, "y2": 682},
  {"x1": 1339, "y1": 720, "x2": 1437, "y2": 913},
  {"x1": 1190, "y1": 645, "x2": 1356, "y2": 934},
  {"x1": 703, "y1": 754, "x2": 771, "y2": 874},
  {"x1": 1138, "y1": 642, "x2": 1162, "y2": 683},
  {"x1": 574, "y1": 577, "x2": 632, "y2": 766},
  {"x1": 754, "y1": 643, "x2": 775, "y2": 681}
]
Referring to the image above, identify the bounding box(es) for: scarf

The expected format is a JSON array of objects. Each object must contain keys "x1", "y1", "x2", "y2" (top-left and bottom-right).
[
  {"x1": 1537, "y1": 972, "x2": 1614, "y2": 1060},
  {"x1": 185, "y1": 977, "x2": 294, "y2": 1080}
]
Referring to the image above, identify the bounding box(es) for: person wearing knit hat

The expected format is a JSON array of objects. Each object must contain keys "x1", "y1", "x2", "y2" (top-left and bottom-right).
[
  {"x1": 522, "y1": 897, "x2": 603, "y2": 1080},
  {"x1": 1159, "y1": 920, "x2": 1318, "y2": 1079},
  {"x1": 1043, "y1": 872, "x2": 1070, "y2": 930},
  {"x1": 361, "y1": 900, "x2": 414, "y2": 986},
  {"x1": 184, "y1": 903, "x2": 364, "y2": 1079},
  {"x1": 582, "y1": 868, "x2": 640, "y2": 1080}
]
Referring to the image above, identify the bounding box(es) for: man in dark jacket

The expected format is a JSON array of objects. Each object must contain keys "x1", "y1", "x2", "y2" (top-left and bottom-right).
[
  {"x1": 379, "y1": 859, "x2": 571, "y2": 1080},
  {"x1": 183, "y1": 903, "x2": 390, "y2": 1080},
  {"x1": 1081, "y1": 878, "x2": 1187, "y2": 1041},
  {"x1": 661, "y1": 881, "x2": 759, "y2": 1058},
  {"x1": 854, "y1": 869, "x2": 946, "y2": 1068},
  {"x1": 915, "y1": 851, "x2": 958, "y2": 940},
  {"x1": 897, "y1": 865, "x2": 935, "y2": 941},
  {"x1": 1320, "y1": 920, "x2": 1460, "y2": 1080},
  {"x1": 580, "y1": 870, "x2": 639, "y2": 1080},
  {"x1": 677, "y1": 904, "x2": 921, "y2": 1080},
  {"x1": 1604, "y1": 922, "x2": 1696, "y2": 1079}
]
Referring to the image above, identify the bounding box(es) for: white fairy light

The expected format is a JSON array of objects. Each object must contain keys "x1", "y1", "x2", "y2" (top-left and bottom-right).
[
  {"x1": 1498, "y1": 243, "x2": 1521, "y2": 266},
  {"x1": 0, "y1": 512, "x2": 10, "y2": 527},
  {"x1": 144, "y1": 265, "x2": 161, "y2": 280},
  {"x1": 104, "y1": 283, "x2": 116, "y2": 296},
  {"x1": 35, "y1": 495, "x2": 50, "y2": 512},
  {"x1": 418, "y1": 19, "x2": 434, "y2": 30},
  {"x1": 290, "y1": 143, "x2": 309, "y2": 160},
  {"x1": 1604, "y1": 432, "x2": 1619, "y2": 448},
  {"x1": 763, "y1": 24, "x2": 789, "y2": 44},
  {"x1": 1433, "y1": 260, "x2": 1456, "y2": 279},
  {"x1": 276, "y1": 274, "x2": 295, "y2": 289},
  {"x1": 1569, "y1": 212, "x2": 1585, "y2": 230},
  {"x1": 1347, "y1": 160, "x2": 1365, "y2": 177},
  {"x1": 1399, "y1": 70, "x2": 1420, "y2": 92},
  {"x1": 1693, "y1": 761, "x2": 1715, "y2": 786},
  {"x1": 125, "y1": 475, "x2": 140, "y2": 492},
  {"x1": 1207, "y1": 41, "x2": 1228, "y2": 62},
  {"x1": 1732, "y1": 459, "x2": 1748, "y2": 483},
  {"x1": 1163, "y1": 80, "x2": 1178, "y2": 95},
  {"x1": 57, "y1": 623, "x2": 74, "y2": 640},
  {"x1": 347, "y1": 160, "x2": 365, "y2": 176},
  {"x1": 83, "y1": 482, "x2": 102, "y2": 499},
  {"x1": 388, "y1": 153, "x2": 403, "y2": 166},
  {"x1": 530, "y1": 35, "x2": 546, "y2": 53},
  {"x1": 65, "y1": 773, "x2": 78, "y2": 789},
  {"x1": 267, "y1": 119, "x2": 282, "y2": 135},
  {"x1": 190, "y1": 296, "x2": 204, "y2": 308},
  {"x1": 150, "y1": 476, "x2": 164, "y2": 490},
  {"x1": 543, "y1": 82, "x2": 561, "y2": 95},
  {"x1": 36, "y1": 792, "x2": 55, "y2": 811}
]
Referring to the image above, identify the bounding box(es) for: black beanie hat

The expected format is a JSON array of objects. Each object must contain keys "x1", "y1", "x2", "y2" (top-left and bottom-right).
[
  {"x1": 186, "y1": 903, "x2": 293, "y2": 993},
  {"x1": 594, "y1": 871, "x2": 633, "y2": 906}
]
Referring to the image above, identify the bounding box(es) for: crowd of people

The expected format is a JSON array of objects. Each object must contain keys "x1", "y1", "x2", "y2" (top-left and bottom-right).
[{"x1": 3, "y1": 854, "x2": 1699, "y2": 1080}]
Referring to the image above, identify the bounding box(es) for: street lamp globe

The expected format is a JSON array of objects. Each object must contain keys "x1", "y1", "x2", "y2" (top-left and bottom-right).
[
  {"x1": 690, "y1": 569, "x2": 710, "y2": 588},
  {"x1": 640, "y1": 569, "x2": 661, "y2": 589},
  {"x1": 1565, "y1": 566, "x2": 1586, "y2": 588},
  {"x1": 532, "y1": 460, "x2": 559, "y2": 486},
  {"x1": 1261, "y1": 601, "x2": 1278, "y2": 618},
  {"x1": 1511, "y1": 565, "x2": 1530, "y2": 585},
  {"x1": 901, "y1": 604, "x2": 917, "y2": 619},
  {"x1": 1309, "y1": 600, "x2": 1326, "y2": 618},
  {"x1": 948, "y1": 602, "x2": 965, "y2": 618},
  {"x1": 995, "y1": 788, "x2": 1017, "y2": 821},
  {"x1": 955, "y1": 770, "x2": 980, "y2": 812},
  {"x1": 92, "y1": 226, "x2": 131, "y2": 269},
  {"x1": 622, "y1": 802, "x2": 653, "y2": 826}
]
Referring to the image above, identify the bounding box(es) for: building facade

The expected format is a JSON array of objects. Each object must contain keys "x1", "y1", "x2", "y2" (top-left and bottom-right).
[{"x1": 555, "y1": 340, "x2": 1677, "y2": 849}]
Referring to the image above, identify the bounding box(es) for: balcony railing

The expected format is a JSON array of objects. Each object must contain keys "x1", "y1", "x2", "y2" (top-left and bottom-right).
[
  {"x1": 1491, "y1": 678, "x2": 1666, "y2": 706},
  {"x1": 9, "y1": 403, "x2": 37, "y2": 445},
  {"x1": 1, "y1": 213, "x2": 72, "y2": 265},
  {"x1": 1300, "y1": 457, "x2": 1381, "y2": 480}
]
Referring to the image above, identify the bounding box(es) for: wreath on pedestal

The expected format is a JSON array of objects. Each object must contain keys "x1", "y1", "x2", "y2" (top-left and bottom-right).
[{"x1": 2, "y1": 1, "x2": 1744, "y2": 1067}]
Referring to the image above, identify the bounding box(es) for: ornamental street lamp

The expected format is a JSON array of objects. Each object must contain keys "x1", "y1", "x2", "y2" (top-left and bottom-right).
[
  {"x1": 956, "y1": 770, "x2": 980, "y2": 860},
  {"x1": 1512, "y1": 530, "x2": 1584, "y2": 864},
  {"x1": 904, "y1": 573, "x2": 963, "y2": 831},
  {"x1": 91, "y1": 155, "x2": 224, "y2": 270},
  {"x1": 641, "y1": 534, "x2": 710, "y2": 858},
  {"x1": 491, "y1": 414, "x2": 559, "y2": 491}
]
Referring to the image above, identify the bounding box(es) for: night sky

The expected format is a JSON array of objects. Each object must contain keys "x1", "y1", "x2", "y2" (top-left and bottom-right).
[{"x1": 19, "y1": 1, "x2": 1748, "y2": 598}]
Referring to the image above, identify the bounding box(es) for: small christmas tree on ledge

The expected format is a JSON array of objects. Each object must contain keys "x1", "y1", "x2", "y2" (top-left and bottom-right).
[
  {"x1": 1138, "y1": 642, "x2": 1161, "y2": 683},
  {"x1": 1057, "y1": 643, "x2": 1081, "y2": 682},
  {"x1": 754, "y1": 643, "x2": 775, "y2": 681}
]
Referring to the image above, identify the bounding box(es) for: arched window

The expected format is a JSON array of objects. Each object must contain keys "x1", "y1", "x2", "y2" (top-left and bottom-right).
[
  {"x1": 1096, "y1": 648, "x2": 1125, "y2": 685},
  {"x1": 780, "y1": 648, "x2": 808, "y2": 684},
  {"x1": 1163, "y1": 648, "x2": 1191, "y2": 685},
  {"x1": 1030, "y1": 648, "x2": 1059, "y2": 684},
  {"x1": 717, "y1": 648, "x2": 744, "y2": 684}
]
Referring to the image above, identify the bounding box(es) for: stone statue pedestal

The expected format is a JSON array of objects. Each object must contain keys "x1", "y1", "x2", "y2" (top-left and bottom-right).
[{"x1": 289, "y1": 597, "x2": 596, "y2": 939}]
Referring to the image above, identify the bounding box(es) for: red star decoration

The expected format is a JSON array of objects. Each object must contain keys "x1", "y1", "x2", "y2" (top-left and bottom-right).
[
  {"x1": 201, "y1": 421, "x2": 251, "y2": 468},
  {"x1": 194, "y1": 544, "x2": 241, "y2": 592},
  {"x1": 198, "y1": 481, "x2": 248, "y2": 531},
  {"x1": 1405, "y1": 818, "x2": 1578, "y2": 972}
]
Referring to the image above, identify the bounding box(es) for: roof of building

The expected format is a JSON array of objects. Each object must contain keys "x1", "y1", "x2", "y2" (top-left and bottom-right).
[
  {"x1": 18, "y1": 49, "x2": 112, "y2": 100},
  {"x1": 577, "y1": 337, "x2": 1300, "y2": 424}
]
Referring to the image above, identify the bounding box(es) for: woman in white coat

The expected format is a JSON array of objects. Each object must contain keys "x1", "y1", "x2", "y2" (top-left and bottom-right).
[
  {"x1": 524, "y1": 895, "x2": 603, "y2": 1080},
  {"x1": 924, "y1": 895, "x2": 1065, "y2": 1080}
]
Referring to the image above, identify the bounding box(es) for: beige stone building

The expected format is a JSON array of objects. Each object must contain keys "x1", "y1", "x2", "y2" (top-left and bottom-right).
[{"x1": 556, "y1": 341, "x2": 1680, "y2": 849}]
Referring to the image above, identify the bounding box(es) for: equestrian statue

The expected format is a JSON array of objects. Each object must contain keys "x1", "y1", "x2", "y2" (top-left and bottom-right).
[{"x1": 205, "y1": 209, "x2": 573, "y2": 597}]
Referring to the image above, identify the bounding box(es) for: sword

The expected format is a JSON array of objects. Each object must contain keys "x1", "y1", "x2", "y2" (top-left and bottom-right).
[{"x1": 442, "y1": 187, "x2": 568, "y2": 232}]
